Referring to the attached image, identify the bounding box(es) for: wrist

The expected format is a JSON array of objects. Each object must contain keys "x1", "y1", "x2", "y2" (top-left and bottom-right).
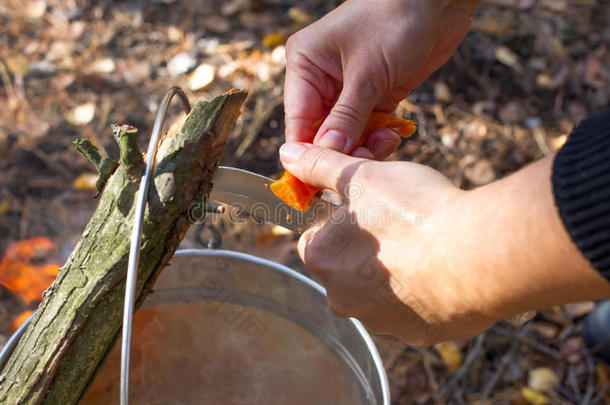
[
  {"x1": 447, "y1": 185, "x2": 528, "y2": 321},
  {"x1": 410, "y1": 187, "x2": 500, "y2": 328},
  {"x1": 447, "y1": 157, "x2": 610, "y2": 321}
]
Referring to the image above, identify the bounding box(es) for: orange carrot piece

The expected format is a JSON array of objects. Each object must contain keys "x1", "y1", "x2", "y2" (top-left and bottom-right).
[
  {"x1": 271, "y1": 112, "x2": 416, "y2": 211},
  {"x1": 361, "y1": 112, "x2": 417, "y2": 143},
  {"x1": 269, "y1": 171, "x2": 320, "y2": 211}
]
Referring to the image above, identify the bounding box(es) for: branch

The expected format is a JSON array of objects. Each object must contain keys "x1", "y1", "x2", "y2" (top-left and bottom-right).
[
  {"x1": 73, "y1": 139, "x2": 119, "y2": 198},
  {"x1": 0, "y1": 90, "x2": 247, "y2": 404},
  {"x1": 112, "y1": 124, "x2": 144, "y2": 176}
]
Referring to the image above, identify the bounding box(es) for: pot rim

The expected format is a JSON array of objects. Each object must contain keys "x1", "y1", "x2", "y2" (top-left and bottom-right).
[{"x1": 0, "y1": 249, "x2": 390, "y2": 405}]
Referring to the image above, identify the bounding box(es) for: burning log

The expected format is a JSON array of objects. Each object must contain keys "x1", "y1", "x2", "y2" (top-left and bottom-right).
[{"x1": 0, "y1": 90, "x2": 247, "y2": 404}]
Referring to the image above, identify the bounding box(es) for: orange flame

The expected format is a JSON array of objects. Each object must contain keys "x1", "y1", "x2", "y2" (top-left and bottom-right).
[
  {"x1": 11, "y1": 309, "x2": 34, "y2": 331},
  {"x1": 0, "y1": 237, "x2": 59, "y2": 305}
]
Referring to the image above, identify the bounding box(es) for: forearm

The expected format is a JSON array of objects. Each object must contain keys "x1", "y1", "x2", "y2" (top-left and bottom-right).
[{"x1": 438, "y1": 155, "x2": 610, "y2": 320}]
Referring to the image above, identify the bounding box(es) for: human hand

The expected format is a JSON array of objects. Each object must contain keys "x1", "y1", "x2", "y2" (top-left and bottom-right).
[
  {"x1": 279, "y1": 143, "x2": 610, "y2": 345},
  {"x1": 284, "y1": 0, "x2": 478, "y2": 159},
  {"x1": 279, "y1": 141, "x2": 495, "y2": 345}
]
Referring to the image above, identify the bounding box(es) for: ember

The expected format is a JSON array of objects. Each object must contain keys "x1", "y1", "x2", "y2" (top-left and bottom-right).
[{"x1": 0, "y1": 237, "x2": 59, "y2": 331}]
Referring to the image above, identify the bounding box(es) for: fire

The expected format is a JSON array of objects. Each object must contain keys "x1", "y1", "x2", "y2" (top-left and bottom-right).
[
  {"x1": 11, "y1": 309, "x2": 34, "y2": 331},
  {"x1": 0, "y1": 237, "x2": 60, "y2": 331}
]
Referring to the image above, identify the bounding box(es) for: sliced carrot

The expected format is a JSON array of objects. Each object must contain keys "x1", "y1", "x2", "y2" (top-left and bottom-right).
[
  {"x1": 269, "y1": 171, "x2": 320, "y2": 211},
  {"x1": 271, "y1": 112, "x2": 417, "y2": 211}
]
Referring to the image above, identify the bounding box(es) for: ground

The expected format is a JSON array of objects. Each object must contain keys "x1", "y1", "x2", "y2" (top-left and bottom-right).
[{"x1": 0, "y1": 0, "x2": 609, "y2": 404}]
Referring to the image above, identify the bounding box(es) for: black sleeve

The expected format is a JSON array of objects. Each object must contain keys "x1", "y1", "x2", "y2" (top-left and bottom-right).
[{"x1": 552, "y1": 108, "x2": 610, "y2": 281}]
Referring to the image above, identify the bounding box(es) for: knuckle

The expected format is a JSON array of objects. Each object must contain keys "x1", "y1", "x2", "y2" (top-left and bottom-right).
[
  {"x1": 300, "y1": 232, "x2": 317, "y2": 264},
  {"x1": 285, "y1": 36, "x2": 314, "y2": 71},
  {"x1": 303, "y1": 147, "x2": 332, "y2": 179},
  {"x1": 304, "y1": 249, "x2": 323, "y2": 273},
  {"x1": 330, "y1": 102, "x2": 363, "y2": 128},
  {"x1": 284, "y1": 34, "x2": 300, "y2": 57},
  {"x1": 300, "y1": 233, "x2": 330, "y2": 277},
  {"x1": 297, "y1": 230, "x2": 311, "y2": 259}
]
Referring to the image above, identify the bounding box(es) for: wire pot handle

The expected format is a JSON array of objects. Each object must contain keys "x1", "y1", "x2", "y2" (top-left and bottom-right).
[{"x1": 120, "y1": 86, "x2": 191, "y2": 405}]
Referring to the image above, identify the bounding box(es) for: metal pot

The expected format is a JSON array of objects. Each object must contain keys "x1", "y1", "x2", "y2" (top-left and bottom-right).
[{"x1": 0, "y1": 249, "x2": 389, "y2": 405}]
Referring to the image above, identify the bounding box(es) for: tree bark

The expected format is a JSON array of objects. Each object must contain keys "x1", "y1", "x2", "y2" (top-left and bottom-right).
[{"x1": 0, "y1": 90, "x2": 247, "y2": 404}]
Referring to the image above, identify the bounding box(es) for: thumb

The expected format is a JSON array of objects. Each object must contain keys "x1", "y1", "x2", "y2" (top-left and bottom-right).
[
  {"x1": 314, "y1": 75, "x2": 379, "y2": 154},
  {"x1": 279, "y1": 142, "x2": 364, "y2": 193}
]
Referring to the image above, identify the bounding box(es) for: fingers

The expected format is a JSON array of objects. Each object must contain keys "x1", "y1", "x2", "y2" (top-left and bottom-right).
[
  {"x1": 363, "y1": 127, "x2": 402, "y2": 159},
  {"x1": 350, "y1": 128, "x2": 402, "y2": 161},
  {"x1": 279, "y1": 142, "x2": 364, "y2": 193},
  {"x1": 298, "y1": 225, "x2": 359, "y2": 319},
  {"x1": 297, "y1": 217, "x2": 382, "y2": 320},
  {"x1": 297, "y1": 226, "x2": 317, "y2": 274},
  {"x1": 350, "y1": 146, "x2": 375, "y2": 159},
  {"x1": 284, "y1": 56, "x2": 325, "y2": 144},
  {"x1": 314, "y1": 73, "x2": 380, "y2": 153},
  {"x1": 284, "y1": 33, "x2": 340, "y2": 144}
]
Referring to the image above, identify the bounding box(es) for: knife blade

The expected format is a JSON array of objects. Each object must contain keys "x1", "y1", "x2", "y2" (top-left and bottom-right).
[
  {"x1": 210, "y1": 168, "x2": 537, "y2": 327},
  {"x1": 210, "y1": 166, "x2": 341, "y2": 233}
]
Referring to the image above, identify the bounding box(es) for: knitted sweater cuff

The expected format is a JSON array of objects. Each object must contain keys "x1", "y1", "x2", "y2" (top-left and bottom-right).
[{"x1": 552, "y1": 108, "x2": 610, "y2": 281}]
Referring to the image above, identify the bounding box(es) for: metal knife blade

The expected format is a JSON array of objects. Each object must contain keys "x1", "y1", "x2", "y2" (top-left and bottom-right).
[{"x1": 210, "y1": 166, "x2": 341, "y2": 233}]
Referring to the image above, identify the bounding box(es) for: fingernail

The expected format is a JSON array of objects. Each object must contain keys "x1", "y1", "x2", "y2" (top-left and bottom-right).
[
  {"x1": 317, "y1": 130, "x2": 347, "y2": 152},
  {"x1": 373, "y1": 137, "x2": 399, "y2": 156},
  {"x1": 351, "y1": 146, "x2": 374, "y2": 159},
  {"x1": 279, "y1": 142, "x2": 308, "y2": 164}
]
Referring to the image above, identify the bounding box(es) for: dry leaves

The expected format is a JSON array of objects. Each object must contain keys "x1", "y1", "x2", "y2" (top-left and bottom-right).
[
  {"x1": 188, "y1": 64, "x2": 215, "y2": 91},
  {"x1": 521, "y1": 386, "x2": 550, "y2": 405},
  {"x1": 527, "y1": 367, "x2": 558, "y2": 392},
  {"x1": 65, "y1": 102, "x2": 95, "y2": 126},
  {"x1": 435, "y1": 341, "x2": 463, "y2": 373},
  {"x1": 495, "y1": 46, "x2": 522, "y2": 71},
  {"x1": 72, "y1": 173, "x2": 98, "y2": 191},
  {"x1": 262, "y1": 33, "x2": 286, "y2": 48},
  {"x1": 1, "y1": 1, "x2": 609, "y2": 404}
]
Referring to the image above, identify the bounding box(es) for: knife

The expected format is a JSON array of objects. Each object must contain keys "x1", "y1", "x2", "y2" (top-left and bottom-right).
[
  {"x1": 210, "y1": 166, "x2": 341, "y2": 233},
  {"x1": 210, "y1": 167, "x2": 535, "y2": 326}
]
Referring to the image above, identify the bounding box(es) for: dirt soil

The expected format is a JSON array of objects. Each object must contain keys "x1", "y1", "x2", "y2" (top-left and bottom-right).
[{"x1": 1, "y1": 0, "x2": 609, "y2": 404}]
